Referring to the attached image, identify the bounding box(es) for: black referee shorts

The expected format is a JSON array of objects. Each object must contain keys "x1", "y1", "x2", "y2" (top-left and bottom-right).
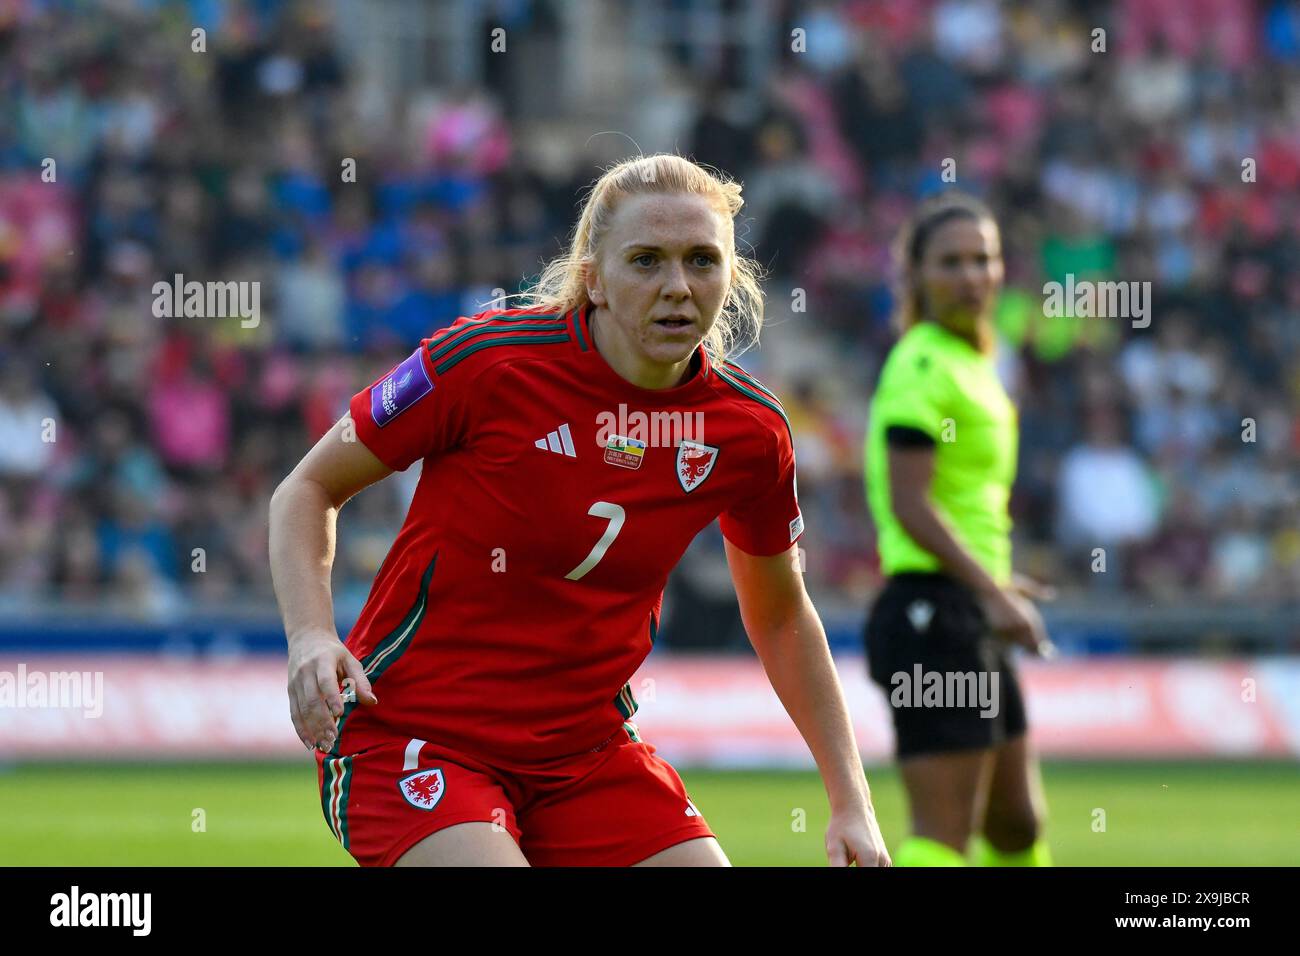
[{"x1": 864, "y1": 572, "x2": 1027, "y2": 759}]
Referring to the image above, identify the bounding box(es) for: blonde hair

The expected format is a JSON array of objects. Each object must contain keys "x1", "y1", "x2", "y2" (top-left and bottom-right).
[
  {"x1": 510, "y1": 153, "x2": 766, "y2": 362},
  {"x1": 893, "y1": 191, "x2": 999, "y2": 354}
]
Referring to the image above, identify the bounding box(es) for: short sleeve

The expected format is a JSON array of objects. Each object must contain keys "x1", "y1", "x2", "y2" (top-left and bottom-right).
[
  {"x1": 871, "y1": 349, "x2": 951, "y2": 441},
  {"x1": 719, "y1": 424, "x2": 804, "y2": 557},
  {"x1": 348, "y1": 343, "x2": 469, "y2": 472}
]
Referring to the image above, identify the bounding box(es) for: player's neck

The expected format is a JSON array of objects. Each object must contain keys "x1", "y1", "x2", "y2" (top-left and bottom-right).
[
  {"x1": 927, "y1": 315, "x2": 985, "y2": 353},
  {"x1": 590, "y1": 309, "x2": 697, "y2": 390}
]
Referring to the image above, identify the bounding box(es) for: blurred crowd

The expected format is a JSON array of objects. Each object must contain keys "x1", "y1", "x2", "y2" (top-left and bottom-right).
[{"x1": 0, "y1": 0, "x2": 1297, "y2": 625}]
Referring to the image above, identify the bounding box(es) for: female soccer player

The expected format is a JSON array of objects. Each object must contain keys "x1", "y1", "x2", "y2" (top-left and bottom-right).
[
  {"x1": 863, "y1": 192, "x2": 1054, "y2": 867},
  {"x1": 269, "y1": 153, "x2": 891, "y2": 867}
]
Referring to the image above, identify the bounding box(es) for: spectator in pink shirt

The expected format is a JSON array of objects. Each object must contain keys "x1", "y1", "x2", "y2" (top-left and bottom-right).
[{"x1": 148, "y1": 362, "x2": 231, "y2": 472}]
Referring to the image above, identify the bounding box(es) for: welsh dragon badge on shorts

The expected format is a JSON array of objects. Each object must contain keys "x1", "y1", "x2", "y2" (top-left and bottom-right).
[
  {"x1": 676, "y1": 440, "x2": 719, "y2": 493},
  {"x1": 398, "y1": 767, "x2": 446, "y2": 811}
]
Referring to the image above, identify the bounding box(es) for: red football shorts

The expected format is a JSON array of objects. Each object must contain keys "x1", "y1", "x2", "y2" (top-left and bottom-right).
[{"x1": 315, "y1": 723, "x2": 715, "y2": 866}]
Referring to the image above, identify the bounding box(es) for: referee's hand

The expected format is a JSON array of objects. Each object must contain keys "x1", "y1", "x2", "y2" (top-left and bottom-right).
[
  {"x1": 980, "y1": 587, "x2": 1054, "y2": 658},
  {"x1": 287, "y1": 629, "x2": 378, "y2": 752}
]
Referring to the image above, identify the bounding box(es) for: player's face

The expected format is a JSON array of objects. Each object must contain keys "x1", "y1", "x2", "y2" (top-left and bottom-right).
[
  {"x1": 587, "y1": 192, "x2": 732, "y2": 376},
  {"x1": 916, "y1": 216, "x2": 1003, "y2": 336}
]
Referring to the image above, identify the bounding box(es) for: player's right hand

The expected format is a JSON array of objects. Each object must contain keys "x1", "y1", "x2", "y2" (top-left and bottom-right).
[
  {"x1": 979, "y1": 587, "x2": 1054, "y2": 658},
  {"x1": 287, "y1": 629, "x2": 378, "y2": 752}
]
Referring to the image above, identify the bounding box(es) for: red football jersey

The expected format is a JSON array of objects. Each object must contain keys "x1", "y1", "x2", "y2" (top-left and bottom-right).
[{"x1": 336, "y1": 304, "x2": 802, "y2": 763}]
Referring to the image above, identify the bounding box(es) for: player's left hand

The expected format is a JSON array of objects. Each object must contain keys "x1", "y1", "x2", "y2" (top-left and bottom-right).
[{"x1": 826, "y1": 804, "x2": 892, "y2": 867}]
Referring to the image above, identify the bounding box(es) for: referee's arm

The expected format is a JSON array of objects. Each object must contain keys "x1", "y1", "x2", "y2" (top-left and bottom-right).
[
  {"x1": 886, "y1": 426, "x2": 1002, "y2": 597},
  {"x1": 885, "y1": 429, "x2": 1047, "y2": 654}
]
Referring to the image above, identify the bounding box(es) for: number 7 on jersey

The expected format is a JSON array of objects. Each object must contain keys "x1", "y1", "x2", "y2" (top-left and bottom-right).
[{"x1": 565, "y1": 501, "x2": 625, "y2": 580}]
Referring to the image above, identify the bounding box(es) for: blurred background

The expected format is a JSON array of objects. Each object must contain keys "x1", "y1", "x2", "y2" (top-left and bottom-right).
[{"x1": 0, "y1": 0, "x2": 1297, "y2": 865}]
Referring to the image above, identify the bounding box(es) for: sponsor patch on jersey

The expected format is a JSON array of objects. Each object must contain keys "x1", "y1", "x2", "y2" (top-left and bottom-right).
[
  {"x1": 789, "y1": 512, "x2": 804, "y2": 542},
  {"x1": 603, "y1": 434, "x2": 647, "y2": 470},
  {"x1": 398, "y1": 767, "x2": 446, "y2": 811},
  {"x1": 676, "y1": 440, "x2": 719, "y2": 493},
  {"x1": 371, "y1": 349, "x2": 433, "y2": 428}
]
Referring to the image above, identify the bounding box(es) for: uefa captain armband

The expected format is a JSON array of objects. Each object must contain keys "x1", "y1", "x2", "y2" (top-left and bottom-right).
[{"x1": 371, "y1": 349, "x2": 434, "y2": 428}]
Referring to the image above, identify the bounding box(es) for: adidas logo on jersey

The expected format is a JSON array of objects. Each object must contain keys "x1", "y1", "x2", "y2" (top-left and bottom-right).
[{"x1": 535, "y1": 423, "x2": 576, "y2": 457}]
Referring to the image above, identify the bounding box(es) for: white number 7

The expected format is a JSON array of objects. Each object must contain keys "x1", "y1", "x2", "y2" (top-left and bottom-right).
[{"x1": 565, "y1": 501, "x2": 625, "y2": 580}]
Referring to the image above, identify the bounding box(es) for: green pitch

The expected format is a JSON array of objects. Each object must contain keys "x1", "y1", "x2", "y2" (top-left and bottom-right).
[{"x1": 1, "y1": 761, "x2": 1296, "y2": 866}]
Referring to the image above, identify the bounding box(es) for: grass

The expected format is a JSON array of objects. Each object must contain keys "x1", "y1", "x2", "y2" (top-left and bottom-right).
[{"x1": 1, "y1": 760, "x2": 1295, "y2": 866}]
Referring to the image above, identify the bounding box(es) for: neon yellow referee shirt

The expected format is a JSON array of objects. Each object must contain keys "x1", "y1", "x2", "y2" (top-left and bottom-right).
[{"x1": 865, "y1": 320, "x2": 1017, "y2": 584}]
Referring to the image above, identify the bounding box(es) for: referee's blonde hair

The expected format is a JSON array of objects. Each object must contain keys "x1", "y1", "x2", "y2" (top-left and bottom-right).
[
  {"x1": 894, "y1": 191, "x2": 999, "y2": 355},
  {"x1": 514, "y1": 153, "x2": 765, "y2": 362}
]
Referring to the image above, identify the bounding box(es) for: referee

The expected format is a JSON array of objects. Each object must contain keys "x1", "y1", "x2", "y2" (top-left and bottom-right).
[{"x1": 864, "y1": 192, "x2": 1054, "y2": 867}]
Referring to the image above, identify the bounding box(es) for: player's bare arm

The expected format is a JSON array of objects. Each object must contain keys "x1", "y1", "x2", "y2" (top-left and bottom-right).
[
  {"x1": 269, "y1": 413, "x2": 389, "y2": 751},
  {"x1": 724, "y1": 539, "x2": 892, "y2": 867}
]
